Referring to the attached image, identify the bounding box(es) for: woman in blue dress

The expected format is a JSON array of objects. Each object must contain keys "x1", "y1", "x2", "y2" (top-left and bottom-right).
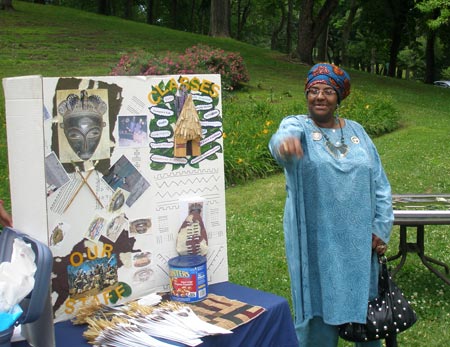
[{"x1": 269, "y1": 63, "x2": 394, "y2": 347}]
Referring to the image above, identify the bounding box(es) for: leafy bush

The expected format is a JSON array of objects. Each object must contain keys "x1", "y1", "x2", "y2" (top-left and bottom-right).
[
  {"x1": 110, "y1": 44, "x2": 250, "y2": 90},
  {"x1": 441, "y1": 66, "x2": 450, "y2": 80},
  {"x1": 340, "y1": 89, "x2": 400, "y2": 136},
  {"x1": 223, "y1": 98, "x2": 303, "y2": 186},
  {"x1": 110, "y1": 50, "x2": 155, "y2": 76}
]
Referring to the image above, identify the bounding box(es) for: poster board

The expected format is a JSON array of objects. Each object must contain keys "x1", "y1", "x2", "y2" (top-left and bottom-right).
[{"x1": 2, "y1": 74, "x2": 228, "y2": 323}]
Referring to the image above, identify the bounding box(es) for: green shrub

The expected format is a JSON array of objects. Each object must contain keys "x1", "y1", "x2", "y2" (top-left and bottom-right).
[
  {"x1": 441, "y1": 66, "x2": 450, "y2": 80},
  {"x1": 110, "y1": 44, "x2": 250, "y2": 90},
  {"x1": 340, "y1": 89, "x2": 400, "y2": 136},
  {"x1": 223, "y1": 98, "x2": 303, "y2": 186}
]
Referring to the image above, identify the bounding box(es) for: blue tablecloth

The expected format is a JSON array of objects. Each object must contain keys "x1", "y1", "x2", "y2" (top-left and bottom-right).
[{"x1": 13, "y1": 281, "x2": 298, "y2": 347}]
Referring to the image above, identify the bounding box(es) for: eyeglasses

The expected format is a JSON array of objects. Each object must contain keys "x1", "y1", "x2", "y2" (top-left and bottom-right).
[{"x1": 307, "y1": 88, "x2": 336, "y2": 96}]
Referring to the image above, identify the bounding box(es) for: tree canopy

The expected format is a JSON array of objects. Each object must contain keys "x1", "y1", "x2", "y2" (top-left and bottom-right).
[{"x1": 4, "y1": 0, "x2": 450, "y2": 82}]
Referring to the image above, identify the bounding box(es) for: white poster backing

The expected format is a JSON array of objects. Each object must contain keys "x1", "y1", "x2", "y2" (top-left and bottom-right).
[{"x1": 3, "y1": 74, "x2": 228, "y2": 322}]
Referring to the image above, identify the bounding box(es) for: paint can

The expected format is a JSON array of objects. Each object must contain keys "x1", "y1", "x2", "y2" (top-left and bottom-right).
[{"x1": 168, "y1": 255, "x2": 208, "y2": 302}]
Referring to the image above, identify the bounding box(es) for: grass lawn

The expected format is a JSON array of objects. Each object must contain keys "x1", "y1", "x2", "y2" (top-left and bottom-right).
[{"x1": 2, "y1": 2, "x2": 450, "y2": 346}]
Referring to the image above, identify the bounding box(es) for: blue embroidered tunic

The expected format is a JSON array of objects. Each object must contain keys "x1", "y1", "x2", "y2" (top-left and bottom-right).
[{"x1": 269, "y1": 115, "x2": 393, "y2": 329}]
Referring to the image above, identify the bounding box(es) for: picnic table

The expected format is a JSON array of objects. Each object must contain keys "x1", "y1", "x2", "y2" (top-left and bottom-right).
[{"x1": 389, "y1": 194, "x2": 450, "y2": 285}]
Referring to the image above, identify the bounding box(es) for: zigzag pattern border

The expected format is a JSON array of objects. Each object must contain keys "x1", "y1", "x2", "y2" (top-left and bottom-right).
[
  {"x1": 155, "y1": 185, "x2": 220, "y2": 199},
  {"x1": 155, "y1": 175, "x2": 220, "y2": 188},
  {"x1": 155, "y1": 168, "x2": 219, "y2": 180}
]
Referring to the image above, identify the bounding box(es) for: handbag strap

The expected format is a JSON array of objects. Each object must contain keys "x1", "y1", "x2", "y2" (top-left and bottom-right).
[{"x1": 378, "y1": 255, "x2": 391, "y2": 292}]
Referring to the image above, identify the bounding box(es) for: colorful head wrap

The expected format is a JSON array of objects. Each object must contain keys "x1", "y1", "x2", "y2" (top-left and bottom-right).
[{"x1": 305, "y1": 63, "x2": 351, "y2": 102}]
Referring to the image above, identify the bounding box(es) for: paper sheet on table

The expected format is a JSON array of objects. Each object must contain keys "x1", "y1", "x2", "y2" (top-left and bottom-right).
[{"x1": 0, "y1": 238, "x2": 36, "y2": 329}]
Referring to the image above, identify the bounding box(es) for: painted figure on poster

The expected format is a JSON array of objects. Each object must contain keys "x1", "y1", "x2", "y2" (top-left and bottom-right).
[
  {"x1": 174, "y1": 94, "x2": 202, "y2": 157},
  {"x1": 57, "y1": 90, "x2": 107, "y2": 161},
  {"x1": 176, "y1": 202, "x2": 208, "y2": 256}
]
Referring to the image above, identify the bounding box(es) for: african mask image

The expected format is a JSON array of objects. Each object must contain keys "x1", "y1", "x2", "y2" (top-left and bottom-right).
[{"x1": 57, "y1": 89, "x2": 109, "y2": 162}]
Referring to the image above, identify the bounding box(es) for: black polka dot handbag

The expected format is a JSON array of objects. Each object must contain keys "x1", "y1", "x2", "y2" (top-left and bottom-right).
[{"x1": 338, "y1": 255, "x2": 417, "y2": 343}]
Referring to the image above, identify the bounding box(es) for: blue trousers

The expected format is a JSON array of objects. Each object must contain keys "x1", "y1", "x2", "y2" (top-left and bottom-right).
[{"x1": 297, "y1": 317, "x2": 381, "y2": 347}]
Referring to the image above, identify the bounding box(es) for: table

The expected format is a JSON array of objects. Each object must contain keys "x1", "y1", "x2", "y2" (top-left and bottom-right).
[
  {"x1": 12, "y1": 281, "x2": 298, "y2": 347},
  {"x1": 389, "y1": 194, "x2": 450, "y2": 285}
]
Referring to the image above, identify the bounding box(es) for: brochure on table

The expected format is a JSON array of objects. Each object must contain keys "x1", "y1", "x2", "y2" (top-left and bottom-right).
[{"x1": 2, "y1": 74, "x2": 228, "y2": 322}]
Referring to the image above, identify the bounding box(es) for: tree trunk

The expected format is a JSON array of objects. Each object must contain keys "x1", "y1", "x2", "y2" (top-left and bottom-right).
[
  {"x1": 387, "y1": 20, "x2": 402, "y2": 77},
  {"x1": 424, "y1": 8, "x2": 439, "y2": 84},
  {"x1": 316, "y1": 25, "x2": 328, "y2": 62},
  {"x1": 0, "y1": 0, "x2": 14, "y2": 11},
  {"x1": 124, "y1": 0, "x2": 133, "y2": 19},
  {"x1": 98, "y1": 0, "x2": 110, "y2": 15},
  {"x1": 189, "y1": 0, "x2": 196, "y2": 32},
  {"x1": 370, "y1": 47, "x2": 376, "y2": 73},
  {"x1": 296, "y1": 0, "x2": 339, "y2": 65},
  {"x1": 271, "y1": 1, "x2": 287, "y2": 51},
  {"x1": 341, "y1": 0, "x2": 359, "y2": 66},
  {"x1": 237, "y1": 0, "x2": 242, "y2": 40},
  {"x1": 297, "y1": 0, "x2": 315, "y2": 64},
  {"x1": 236, "y1": 0, "x2": 250, "y2": 40},
  {"x1": 146, "y1": 0, "x2": 153, "y2": 24},
  {"x1": 286, "y1": 0, "x2": 293, "y2": 54},
  {"x1": 170, "y1": 0, "x2": 178, "y2": 29},
  {"x1": 198, "y1": 0, "x2": 209, "y2": 35},
  {"x1": 424, "y1": 28, "x2": 436, "y2": 84},
  {"x1": 210, "y1": 0, "x2": 231, "y2": 37},
  {"x1": 387, "y1": 0, "x2": 412, "y2": 78}
]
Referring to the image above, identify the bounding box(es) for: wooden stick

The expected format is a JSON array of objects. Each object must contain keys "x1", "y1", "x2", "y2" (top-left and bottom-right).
[
  {"x1": 63, "y1": 169, "x2": 97, "y2": 213},
  {"x1": 76, "y1": 168, "x2": 104, "y2": 208}
]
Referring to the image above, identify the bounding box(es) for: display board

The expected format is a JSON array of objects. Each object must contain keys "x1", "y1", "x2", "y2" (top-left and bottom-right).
[{"x1": 3, "y1": 74, "x2": 228, "y2": 322}]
